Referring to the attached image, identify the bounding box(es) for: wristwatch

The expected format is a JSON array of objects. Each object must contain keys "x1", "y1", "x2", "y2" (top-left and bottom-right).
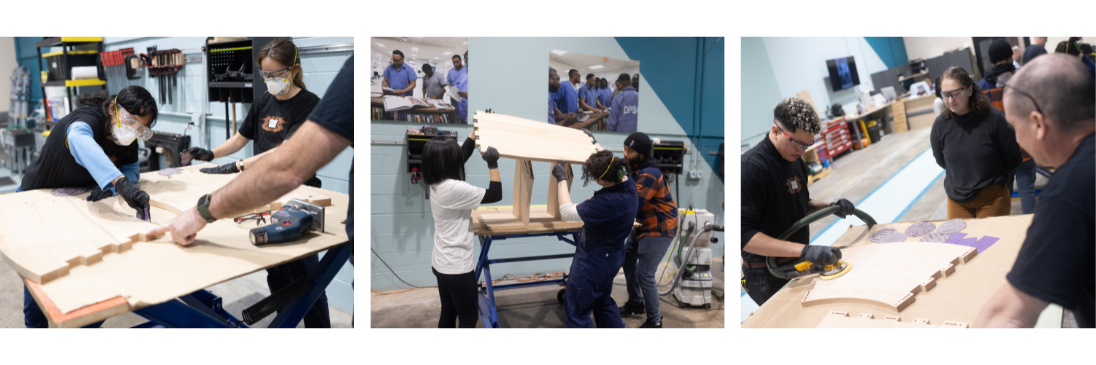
[{"x1": 196, "y1": 194, "x2": 217, "y2": 223}]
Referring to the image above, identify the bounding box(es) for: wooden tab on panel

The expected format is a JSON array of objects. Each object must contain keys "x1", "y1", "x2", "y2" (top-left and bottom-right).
[
  {"x1": 913, "y1": 318, "x2": 930, "y2": 325},
  {"x1": 884, "y1": 316, "x2": 901, "y2": 321},
  {"x1": 828, "y1": 311, "x2": 849, "y2": 317},
  {"x1": 894, "y1": 293, "x2": 916, "y2": 312},
  {"x1": 942, "y1": 321, "x2": 968, "y2": 328},
  {"x1": 858, "y1": 313, "x2": 874, "y2": 319},
  {"x1": 941, "y1": 264, "x2": 956, "y2": 277},
  {"x1": 960, "y1": 247, "x2": 978, "y2": 263},
  {"x1": 922, "y1": 276, "x2": 938, "y2": 292}
]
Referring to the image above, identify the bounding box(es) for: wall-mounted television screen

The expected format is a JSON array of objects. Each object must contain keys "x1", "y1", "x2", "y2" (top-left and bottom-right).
[{"x1": 826, "y1": 56, "x2": 860, "y2": 91}]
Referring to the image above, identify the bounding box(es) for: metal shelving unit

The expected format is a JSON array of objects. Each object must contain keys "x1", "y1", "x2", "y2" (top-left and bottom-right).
[{"x1": 35, "y1": 37, "x2": 107, "y2": 119}]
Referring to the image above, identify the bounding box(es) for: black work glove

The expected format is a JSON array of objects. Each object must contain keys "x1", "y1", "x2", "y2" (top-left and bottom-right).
[
  {"x1": 114, "y1": 177, "x2": 151, "y2": 221},
  {"x1": 86, "y1": 186, "x2": 114, "y2": 202},
  {"x1": 831, "y1": 198, "x2": 855, "y2": 219},
  {"x1": 200, "y1": 161, "x2": 240, "y2": 174},
  {"x1": 581, "y1": 128, "x2": 597, "y2": 144},
  {"x1": 552, "y1": 161, "x2": 569, "y2": 183},
  {"x1": 181, "y1": 147, "x2": 214, "y2": 165},
  {"x1": 801, "y1": 245, "x2": 842, "y2": 267},
  {"x1": 481, "y1": 146, "x2": 499, "y2": 169}
]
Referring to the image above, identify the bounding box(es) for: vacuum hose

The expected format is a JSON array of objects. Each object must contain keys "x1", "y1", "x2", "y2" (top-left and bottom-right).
[
  {"x1": 765, "y1": 205, "x2": 876, "y2": 279},
  {"x1": 659, "y1": 222, "x2": 724, "y2": 296}
]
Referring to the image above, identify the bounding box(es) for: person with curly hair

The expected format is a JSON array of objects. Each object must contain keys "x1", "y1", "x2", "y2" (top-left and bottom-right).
[
  {"x1": 552, "y1": 150, "x2": 638, "y2": 328},
  {"x1": 740, "y1": 97, "x2": 856, "y2": 306}
]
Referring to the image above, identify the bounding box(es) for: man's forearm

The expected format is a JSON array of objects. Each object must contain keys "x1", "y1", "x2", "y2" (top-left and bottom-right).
[
  {"x1": 209, "y1": 122, "x2": 350, "y2": 219},
  {"x1": 742, "y1": 232, "x2": 806, "y2": 258},
  {"x1": 974, "y1": 283, "x2": 1048, "y2": 328}
]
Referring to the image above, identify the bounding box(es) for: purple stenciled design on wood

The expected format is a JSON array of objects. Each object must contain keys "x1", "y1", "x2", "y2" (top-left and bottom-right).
[
  {"x1": 50, "y1": 187, "x2": 90, "y2": 197},
  {"x1": 158, "y1": 168, "x2": 183, "y2": 176},
  {"x1": 946, "y1": 233, "x2": 999, "y2": 254}
]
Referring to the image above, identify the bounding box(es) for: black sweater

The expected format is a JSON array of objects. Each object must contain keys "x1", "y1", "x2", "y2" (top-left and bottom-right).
[
  {"x1": 461, "y1": 136, "x2": 502, "y2": 203},
  {"x1": 930, "y1": 107, "x2": 1022, "y2": 202}
]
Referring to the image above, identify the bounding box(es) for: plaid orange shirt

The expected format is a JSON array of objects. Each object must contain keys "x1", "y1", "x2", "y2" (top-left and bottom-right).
[{"x1": 631, "y1": 165, "x2": 677, "y2": 238}]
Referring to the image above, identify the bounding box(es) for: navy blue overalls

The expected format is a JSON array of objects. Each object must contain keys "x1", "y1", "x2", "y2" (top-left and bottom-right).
[{"x1": 564, "y1": 180, "x2": 638, "y2": 328}]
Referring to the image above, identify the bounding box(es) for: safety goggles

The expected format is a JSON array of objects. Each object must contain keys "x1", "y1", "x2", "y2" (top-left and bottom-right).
[
  {"x1": 775, "y1": 122, "x2": 815, "y2": 151},
  {"x1": 941, "y1": 86, "x2": 967, "y2": 100},
  {"x1": 115, "y1": 102, "x2": 154, "y2": 140},
  {"x1": 258, "y1": 66, "x2": 292, "y2": 80}
]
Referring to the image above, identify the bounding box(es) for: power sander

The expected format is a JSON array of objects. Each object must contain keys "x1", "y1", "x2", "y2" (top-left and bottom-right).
[
  {"x1": 249, "y1": 199, "x2": 326, "y2": 245},
  {"x1": 765, "y1": 205, "x2": 876, "y2": 281}
]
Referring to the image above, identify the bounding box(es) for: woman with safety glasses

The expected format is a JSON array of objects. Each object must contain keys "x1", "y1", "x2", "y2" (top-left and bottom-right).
[
  {"x1": 181, "y1": 38, "x2": 323, "y2": 188},
  {"x1": 17, "y1": 85, "x2": 157, "y2": 328},
  {"x1": 931, "y1": 66, "x2": 1022, "y2": 219}
]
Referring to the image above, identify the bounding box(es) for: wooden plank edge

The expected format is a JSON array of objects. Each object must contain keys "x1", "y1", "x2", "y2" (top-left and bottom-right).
[{"x1": 25, "y1": 278, "x2": 129, "y2": 328}]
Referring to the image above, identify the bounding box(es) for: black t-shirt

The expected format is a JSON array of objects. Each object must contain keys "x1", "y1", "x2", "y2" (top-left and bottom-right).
[
  {"x1": 741, "y1": 135, "x2": 811, "y2": 263},
  {"x1": 930, "y1": 108, "x2": 1022, "y2": 202},
  {"x1": 239, "y1": 88, "x2": 321, "y2": 186},
  {"x1": 20, "y1": 105, "x2": 138, "y2": 191},
  {"x1": 1006, "y1": 133, "x2": 1095, "y2": 328},
  {"x1": 307, "y1": 55, "x2": 354, "y2": 242}
]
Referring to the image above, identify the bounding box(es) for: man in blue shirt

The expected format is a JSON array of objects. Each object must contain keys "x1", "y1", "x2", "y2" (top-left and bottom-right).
[
  {"x1": 446, "y1": 54, "x2": 468, "y2": 123},
  {"x1": 608, "y1": 73, "x2": 639, "y2": 133},
  {"x1": 556, "y1": 69, "x2": 580, "y2": 117},
  {"x1": 597, "y1": 78, "x2": 612, "y2": 110},
  {"x1": 382, "y1": 50, "x2": 416, "y2": 97},
  {"x1": 578, "y1": 73, "x2": 600, "y2": 112},
  {"x1": 549, "y1": 67, "x2": 577, "y2": 125}
]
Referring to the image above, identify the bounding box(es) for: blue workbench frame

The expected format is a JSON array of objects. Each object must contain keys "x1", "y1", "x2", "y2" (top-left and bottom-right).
[
  {"x1": 474, "y1": 230, "x2": 580, "y2": 328},
  {"x1": 131, "y1": 243, "x2": 352, "y2": 328}
]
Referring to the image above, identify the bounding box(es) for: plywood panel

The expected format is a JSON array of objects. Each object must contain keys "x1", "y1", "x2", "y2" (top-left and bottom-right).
[
  {"x1": 801, "y1": 242, "x2": 977, "y2": 312},
  {"x1": 474, "y1": 111, "x2": 602, "y2": 163},
  {"x1": 0, "y1": 165, "x2": 349, "y2": 325},
  {"x1": 742, "y1": 215, "x2": 1033, "y2": 328},
  {"x1": 815, "y1": 311, "x2": 967, "y2": 328}
]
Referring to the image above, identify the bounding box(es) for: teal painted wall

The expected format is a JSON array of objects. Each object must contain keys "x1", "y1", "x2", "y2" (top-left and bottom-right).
[
  {"x1": 371, "y1": 37, "x2": 725, "y2": 291},
  {"x1": 865, "y1": 37, "x2": 909, "y2": 69},
  {"x1": 12, "y1": 37, "x2": 355, "y2": 315}
]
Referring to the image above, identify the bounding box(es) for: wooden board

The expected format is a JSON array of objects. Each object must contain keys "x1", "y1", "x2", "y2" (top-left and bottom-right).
[
  {"x1": 815, "y1": 311, "x2": 967, "y2": 328},
  {"x1": 742, "y1": 215, "x2": 1033, "y2": 328},
  {"x1": 801, "y1": 242, "x2": 977, "y2": 312},
  {"x1": 891, "y1": 97, "x2": 909, "y2": 134},
  {"x1": 473, "y1": 111, "x2": 602, "y2": 163},
  {"x1": 472, "y1": 208, "x2": 585, "y2": 235},
  {"x1": 0, "y1": 164, "x2": 348, "y2": 326}
]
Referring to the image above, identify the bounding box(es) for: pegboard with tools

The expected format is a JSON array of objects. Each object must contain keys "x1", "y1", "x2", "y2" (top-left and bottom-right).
[{"x1": 147, "y1": 47, "x2": 184, "y2": 105}]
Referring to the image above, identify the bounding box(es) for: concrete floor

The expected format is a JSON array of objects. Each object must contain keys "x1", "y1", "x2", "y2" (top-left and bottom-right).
[
  {"x1": 372, "y1": 258, "x2": 724, "y2": 328},
  {"x1": 0, "y1": 256, "x2": 353, "y2": 328}
]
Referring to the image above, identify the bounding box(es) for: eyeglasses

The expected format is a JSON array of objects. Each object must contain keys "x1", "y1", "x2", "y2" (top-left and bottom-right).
[
  {"x1": 941, "y1": 86, "x2": 967, "y2": 100},
  {"x1": 1003, "y1": 84, "x2": 1043, "y2": 115},
  {"x1": 775, "y1": 122, "x2": 815, "y2": 150}
]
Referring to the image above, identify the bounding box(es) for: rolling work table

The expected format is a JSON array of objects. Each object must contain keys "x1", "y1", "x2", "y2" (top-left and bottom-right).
[{"x1": 0, "y1": 164, "x2": 351, "y2": 327}]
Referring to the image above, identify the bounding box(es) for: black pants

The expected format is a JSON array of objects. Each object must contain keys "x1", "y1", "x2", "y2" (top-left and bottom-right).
[
  {"x1": 266, "y1": 254, "x2": 331, "y2": 328},
  {"x1": 743, "y1": 266, "x2": 790, "y2": 306},
  {"x1": 432, "y1": 267, "x2": 478, "y2": 328}
]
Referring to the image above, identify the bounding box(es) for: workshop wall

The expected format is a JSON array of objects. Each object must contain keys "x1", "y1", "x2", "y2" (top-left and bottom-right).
[
  {"x1": 371, "y1": 37, "x2": 725, "y2": 291},
  {"x1": 12, "y1": 37, "x2": 356, "y2": 315},
  {"x1": 740, "y1": 37, "x2": 888, "y2": 147}
]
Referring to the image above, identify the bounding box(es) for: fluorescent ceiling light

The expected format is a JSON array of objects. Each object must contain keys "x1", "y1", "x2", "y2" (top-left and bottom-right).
[
  {"x1": 401, "y1": 37, "x2": 408, "y2": 41},
  {"x1": 588, "y1": 65, "x2": 604, "y2": 69},
  {"x1": 551, "y1": 50, "x2": 568, "y2": 56},
  {"x1": 442, "y1": 51, "x2": 452, "y2": 55},
  {"x1": 411, "y1": 47, "x2": 419, "y2": 51},
  {"x1": 375, "y1": 42, "x2": 386, "y2": 48},
  {"x1": 463, "y1": 41, "x2": 468, "y2": 45},
  {"x1": 411, "y1": 54, "x2": 417, "y2": 57},
  {"x1": 434, "y1": 57, "x2": 439, "y2": 59}
]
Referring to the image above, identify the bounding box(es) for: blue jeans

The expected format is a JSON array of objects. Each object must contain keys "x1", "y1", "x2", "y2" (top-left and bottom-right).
[
  {"x1": 623, "y1": 235, "x2": 674, "y2": 323},
  {"x1": 1015, "y1": 159, "x2": 1037, "y2": 214}
]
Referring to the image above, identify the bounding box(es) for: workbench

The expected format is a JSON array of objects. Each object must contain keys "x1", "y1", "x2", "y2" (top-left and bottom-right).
[
  {"x1": 471, "y1": 207, "x2": 638, "y2": 328},
  {"x1": 742, "y1": 215, "x2": 1034, "y2": 328},
  {"x1": 0, "y1": 164, "x2": 351, "y2": 327}
]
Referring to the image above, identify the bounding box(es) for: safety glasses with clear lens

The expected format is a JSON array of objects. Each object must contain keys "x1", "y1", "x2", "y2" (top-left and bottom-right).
[
  {"x1": 116, "y1": 107, "x2": 154, "y2": 140},
  {"x1": 259, "y1": 67, "x2": 291, "y2": 80}
]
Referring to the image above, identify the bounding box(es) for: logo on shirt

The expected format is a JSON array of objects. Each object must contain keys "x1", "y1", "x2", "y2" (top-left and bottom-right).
[
  {"x1": 784, "y1": 176, "x2": 803, "y2": 194},
  {"x1": 262, "y1": 116, "x2": 286, "y2": 132}
]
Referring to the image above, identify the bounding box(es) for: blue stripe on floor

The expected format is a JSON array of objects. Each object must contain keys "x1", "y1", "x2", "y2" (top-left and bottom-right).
[{"x1": 741, "y1": 146, "x2": 944, "y2": 322}]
